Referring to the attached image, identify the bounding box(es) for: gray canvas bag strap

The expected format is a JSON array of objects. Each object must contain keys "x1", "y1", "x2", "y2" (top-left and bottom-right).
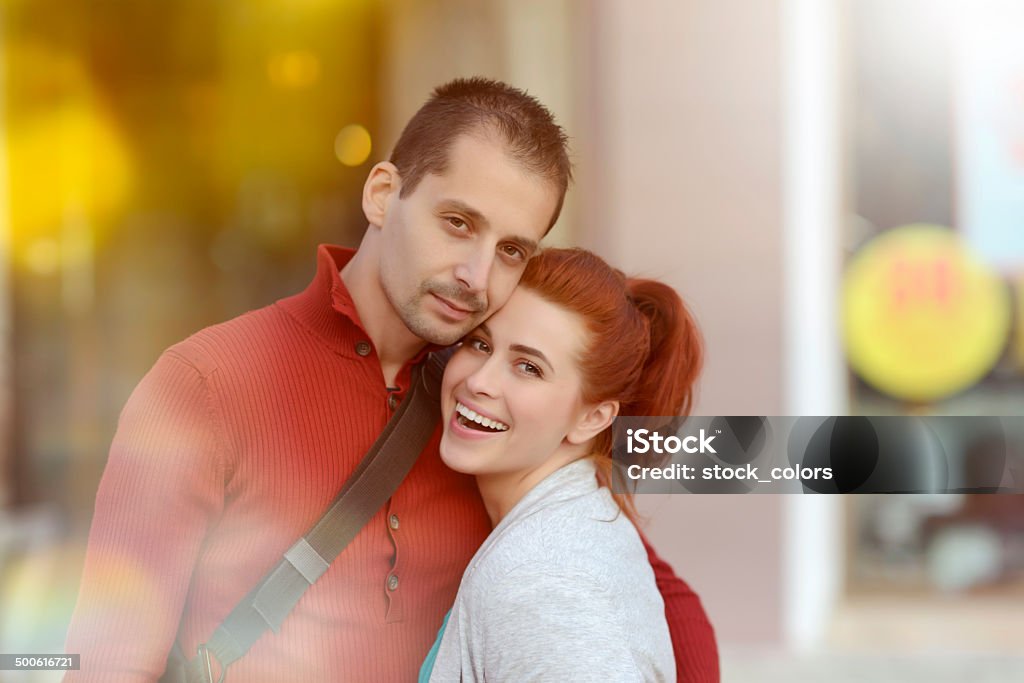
[{"x1": 169, "y1": 350, "x2": 450, "y2": 683}]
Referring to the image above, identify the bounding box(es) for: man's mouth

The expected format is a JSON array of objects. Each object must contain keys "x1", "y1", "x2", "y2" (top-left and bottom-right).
[
  {"x1": 429, "y1": 287, "x2": 485, "y2": 316},
  {"x1": 455, "y1": 401, "x2": 509, "y2": 433},
  {"x1": 431, "y1": 294, "x2": 477, "y2": 321}
]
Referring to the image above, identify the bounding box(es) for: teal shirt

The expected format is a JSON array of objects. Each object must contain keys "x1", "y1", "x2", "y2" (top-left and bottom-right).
[{"x1": 418, "y1": 609, "x2": 451, "y2": 683}]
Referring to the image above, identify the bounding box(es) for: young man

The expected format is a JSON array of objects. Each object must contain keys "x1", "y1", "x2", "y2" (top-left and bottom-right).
[{"x1": 65, "y1": 78, "x2": 718, "y2": 682}]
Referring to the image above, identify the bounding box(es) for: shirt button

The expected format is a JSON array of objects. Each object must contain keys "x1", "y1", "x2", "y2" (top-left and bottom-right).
[
  {"x1": 355, "y1": 341, "x2": 371, "y2": 356},
  {"x1": 389, "y1": 514, "x2": 400, "y2": 530},
  {"x1": 387, "y1": 574, "x2": 399, "y2": 591},
  {"x1": 388, "y1": 394, "x2": 400, "y2": 410}
]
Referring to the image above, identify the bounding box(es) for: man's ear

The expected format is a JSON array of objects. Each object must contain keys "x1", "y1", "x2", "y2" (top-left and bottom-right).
[
  {"x1": 362, "y1": 161, "x2": 401, "y2": 228},
  {"x1": 566, "y1": 400, "x2": 619, "y2": 445}
]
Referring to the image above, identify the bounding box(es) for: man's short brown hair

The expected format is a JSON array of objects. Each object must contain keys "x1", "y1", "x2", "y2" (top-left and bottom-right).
[{"x1": 389, "y1": 77, "x2": 572, "y2": 231}]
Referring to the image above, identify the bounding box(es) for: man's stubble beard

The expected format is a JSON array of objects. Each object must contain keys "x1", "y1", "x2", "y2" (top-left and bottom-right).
[{"x1": 383, "y1": 277, "x2": 487, "y2": 347}]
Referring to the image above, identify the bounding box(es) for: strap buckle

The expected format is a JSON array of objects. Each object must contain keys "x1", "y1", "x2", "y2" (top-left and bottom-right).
[{"x1": 196, "y1": 644, "x2": 226, "y2": 683}]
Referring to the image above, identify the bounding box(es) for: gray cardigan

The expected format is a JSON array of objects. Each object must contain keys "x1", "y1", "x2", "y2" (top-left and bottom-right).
[{"x1": 429, "y1": 458, "x2": 676, "y2": 682}]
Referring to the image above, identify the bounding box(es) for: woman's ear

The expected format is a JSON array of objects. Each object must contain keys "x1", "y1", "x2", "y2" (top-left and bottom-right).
[
  {"x1": 362, "y1": 161, "x2": 401, "y2": 228},
  {"x1": 566, "y1": 400, "x2": 619, "y2": 445}
]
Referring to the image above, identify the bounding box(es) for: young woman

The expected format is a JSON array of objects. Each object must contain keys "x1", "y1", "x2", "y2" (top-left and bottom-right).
[{"x1": 420, "y1": 248, "x2": 702, "y2": 682}]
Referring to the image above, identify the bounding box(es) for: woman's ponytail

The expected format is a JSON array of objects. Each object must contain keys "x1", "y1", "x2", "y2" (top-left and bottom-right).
[
  {"x1": 624, "y1": 278, "x2": 703, "y2": 420},
  {"x1": 519, "y1": 248, "x2": 703, "y2": 524}
]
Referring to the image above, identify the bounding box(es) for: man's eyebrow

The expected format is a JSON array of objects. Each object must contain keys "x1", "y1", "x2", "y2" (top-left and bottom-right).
[
  {"x1": 515, "y1": 237, "x2": 539, "y2": 256},
  {"x1": 441, "y1": 199, "x2": 488, "y2": 227}
]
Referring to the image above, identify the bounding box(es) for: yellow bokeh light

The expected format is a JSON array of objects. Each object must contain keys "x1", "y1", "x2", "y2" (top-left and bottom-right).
[
  {"x1": 0, "y1": 541, "x2": 85, "y2": 652},
  {"x1": 1016, "y1": 276, "x2": 1024, "y2": 371},
  {"x1": 267, "y1": 50, "x2": 321, "y2": 89},
  {"x1": 5, "y1": 41, "x2": 134, "y2": 263},
  {"x1": 23, "y1": 239, "x2": 61, "y2": 275},
  {"x1": 334, "y1": 124, "x2": 372, "y2": 167},
  {"x1": 842, "y1": 225, "x2": 1012, "y2": 402}
]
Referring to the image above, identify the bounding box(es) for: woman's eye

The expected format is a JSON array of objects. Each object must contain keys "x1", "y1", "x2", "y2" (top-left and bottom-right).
[
  {"x1": 516, "y1": 361, "x2": 542, "y2": 377},
  {"x1": 447, "y1": 216, "x2": 468, "y2": 231}
]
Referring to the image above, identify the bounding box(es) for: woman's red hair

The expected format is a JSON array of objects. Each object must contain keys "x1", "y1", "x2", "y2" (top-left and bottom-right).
[{"x1": 519, "y1": 248, "x2": 703, "y2": 523}]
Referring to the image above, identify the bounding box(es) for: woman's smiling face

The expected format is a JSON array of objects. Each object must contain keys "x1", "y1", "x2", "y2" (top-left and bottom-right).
[{"x1": 440, "y1": 287, "x2": 603, "y2": 484}]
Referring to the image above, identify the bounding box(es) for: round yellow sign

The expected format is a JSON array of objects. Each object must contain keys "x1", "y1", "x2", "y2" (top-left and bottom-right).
[{"x1": 842, "y1": 225, "x2": 1011, "y2": 402}]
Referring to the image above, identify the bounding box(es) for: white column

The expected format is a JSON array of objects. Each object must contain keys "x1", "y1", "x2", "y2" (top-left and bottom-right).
[{"x1": 781, "y1": 0, "x2": 846, "y2": 651}]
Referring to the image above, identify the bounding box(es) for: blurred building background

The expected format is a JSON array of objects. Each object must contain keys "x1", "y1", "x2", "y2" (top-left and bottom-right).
[{"x1": 2, "y1": 0, "x2": 1023, "y2": 681}]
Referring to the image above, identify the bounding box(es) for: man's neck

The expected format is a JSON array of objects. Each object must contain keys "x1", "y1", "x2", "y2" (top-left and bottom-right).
[{"x1": 340, "y1": 236, "x2": 427, "y2": 386}]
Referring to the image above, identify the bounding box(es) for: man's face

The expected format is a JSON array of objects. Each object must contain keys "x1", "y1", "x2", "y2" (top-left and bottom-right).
[{"x1": 378, "y1": 133, "x2": 559, "y2": 346}]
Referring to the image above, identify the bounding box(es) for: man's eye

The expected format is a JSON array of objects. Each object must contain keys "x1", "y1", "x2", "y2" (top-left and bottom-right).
[
  {"x1": 447, "y1": 216, "x2": 468, "y2": 231},
  {"x1": 515, "y1": 360, "x2": 542, "y2": 377},
  {"x1": 500, "y1": 244, "x2": 526, "y2": 261}
]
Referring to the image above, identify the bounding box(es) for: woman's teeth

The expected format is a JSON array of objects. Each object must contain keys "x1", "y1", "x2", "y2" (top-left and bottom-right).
[{"x1": 455, "y1": 402, "x2": 509, "y2": 432}]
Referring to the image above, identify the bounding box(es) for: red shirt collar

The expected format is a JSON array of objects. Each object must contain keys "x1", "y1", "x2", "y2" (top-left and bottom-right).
[{"x1": 276, "y1": 244, "x2": 440, "y2": 366}]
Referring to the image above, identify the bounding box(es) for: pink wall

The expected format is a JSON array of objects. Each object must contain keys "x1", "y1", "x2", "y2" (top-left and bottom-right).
[{"x1": 578, "y1": 0, "x2": 787, "y2": 645}]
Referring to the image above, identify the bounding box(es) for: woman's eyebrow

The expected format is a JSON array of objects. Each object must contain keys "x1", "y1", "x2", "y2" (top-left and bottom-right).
[
  {"x1": 478, "y1": 323, "x2": 552, "y2": 370},
  {"x1": 509, "y1": 343, "x2": 551, "y2": 370}
]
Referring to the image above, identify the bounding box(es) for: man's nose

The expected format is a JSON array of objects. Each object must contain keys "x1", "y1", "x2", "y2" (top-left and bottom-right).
[{"x1": 454, "y1": 247, "x2": 495, "y2": 295}]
